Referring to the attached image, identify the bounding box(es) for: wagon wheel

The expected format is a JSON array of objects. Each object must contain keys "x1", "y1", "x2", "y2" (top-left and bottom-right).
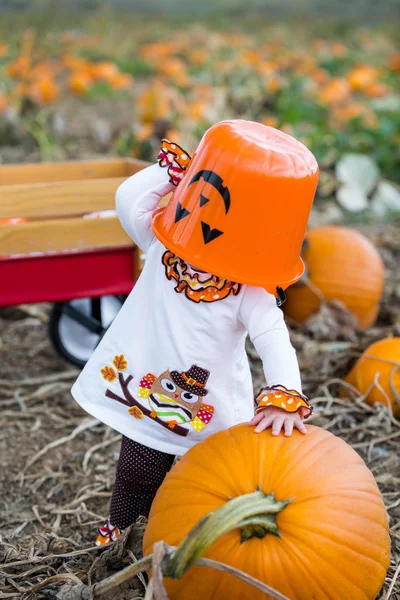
[{"x1": 49, "y1": 296, "x2": 125, "y2": 367}]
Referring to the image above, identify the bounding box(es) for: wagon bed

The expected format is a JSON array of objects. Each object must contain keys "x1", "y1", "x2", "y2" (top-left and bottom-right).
[{"x1": 0, "y1": 157, "x2": 149, "y2": 306}]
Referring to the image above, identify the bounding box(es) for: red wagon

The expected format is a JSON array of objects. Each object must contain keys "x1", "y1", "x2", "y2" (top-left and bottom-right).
[{"x1": 0, "y1": 157, "x2": 155, "y2": 366}]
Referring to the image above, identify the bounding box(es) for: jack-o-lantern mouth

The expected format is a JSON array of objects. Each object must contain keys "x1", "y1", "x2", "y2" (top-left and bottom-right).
[{"x1": 162, "y1": 251, "x2": 241, "y2": 304}]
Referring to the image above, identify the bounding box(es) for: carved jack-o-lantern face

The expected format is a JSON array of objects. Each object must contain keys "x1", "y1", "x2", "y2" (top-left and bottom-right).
[
  {"x1": 152, "y1": 120, "x2": 319, "y2": 292},
  {"x1": 174, "y1": 170, "x2": 231, "y2": 245}
]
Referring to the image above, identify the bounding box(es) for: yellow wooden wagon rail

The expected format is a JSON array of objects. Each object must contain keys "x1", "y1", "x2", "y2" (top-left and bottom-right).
[{"x1": 0, "y1": 158, "x2": 149, "y2": 257}]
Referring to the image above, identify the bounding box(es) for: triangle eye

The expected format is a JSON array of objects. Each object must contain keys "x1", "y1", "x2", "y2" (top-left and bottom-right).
[
  {"x1": 199, "y1": 194, "x2": 209, "y2": 207},
  {"x1": 175, "y1": 201, "x2": 190, "y2": 223},
  {"x1": 201, "y1": 221, "x2": 224, "y2": 244}
]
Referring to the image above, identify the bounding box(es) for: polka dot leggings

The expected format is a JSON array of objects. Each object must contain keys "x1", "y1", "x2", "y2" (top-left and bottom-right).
[{"x1": 110, "y1": 436, "x2": 175, "y2": 530}]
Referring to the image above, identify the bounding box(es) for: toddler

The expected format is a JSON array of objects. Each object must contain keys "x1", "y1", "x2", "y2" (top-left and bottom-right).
[{"x1": 71, "y1": 120, "x2": 319, "y2": 546}]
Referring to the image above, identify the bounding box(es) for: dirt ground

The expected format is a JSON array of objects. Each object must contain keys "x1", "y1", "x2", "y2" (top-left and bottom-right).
[{"x1": 1, "y1": 222, "x2": 400, "y2": 598}]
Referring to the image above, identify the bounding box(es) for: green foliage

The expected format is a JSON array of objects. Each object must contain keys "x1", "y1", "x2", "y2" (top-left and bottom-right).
[
  {"x1": 0, "y1": 8, "x2": 399, "y2": 187},
  {"x1": 303, "y1": 113, "x2": 400, "y2": 183},
  {"x1": 85, "y1": 81, "x2": 119, "y2": 98},
  {"x1": 115, "y1": 57, "x2": 155, "y2": 76}
]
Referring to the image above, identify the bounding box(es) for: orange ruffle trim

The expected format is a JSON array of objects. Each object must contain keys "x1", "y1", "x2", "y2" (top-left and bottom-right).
[
  {"x1": 159, "y1": 139, "x2": 192, "y2": 170},
  {"x1": 255, "y1": 385, "x2": 313, "y2": 419},
  {"x1": 95, "y1": 521, "x2": 122, "y2": 547}
]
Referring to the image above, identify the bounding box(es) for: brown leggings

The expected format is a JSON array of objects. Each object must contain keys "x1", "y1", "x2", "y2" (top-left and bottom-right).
[{"x1": 110, "y1": 436, "x2": 175, "y2": 529}]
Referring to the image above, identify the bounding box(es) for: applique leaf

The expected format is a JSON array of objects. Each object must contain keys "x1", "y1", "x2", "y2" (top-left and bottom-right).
[
  {"x1": 191, "y1": 416, "x2": 206, "y2": 432},
  {"x1": 101, "y1": 366, "x2": 117, "y2": 382},
  {"x1": 113, "y1": 354, "x2": 128, "y2": 371},
  {"x1": 197, "y1": 408, "x2": 214, "y2": 424},
  {"x1": 128, "y1": 406, "x2": 144, "y2": 419},
  {"x1": 140, "y1": 373, "x2": 157, "y2": 388}
]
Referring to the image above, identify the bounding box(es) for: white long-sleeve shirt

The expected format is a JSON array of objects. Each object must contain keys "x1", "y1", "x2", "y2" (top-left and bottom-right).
[{"x1": 71, "y1": 163, "x2": 302, "y2": 455}]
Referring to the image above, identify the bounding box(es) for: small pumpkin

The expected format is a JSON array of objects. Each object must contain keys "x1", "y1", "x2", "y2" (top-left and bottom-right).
[
  {"x1": 284, "y1": 226, "x2": 385, "y2": 329},
  {"x1": 344, "y1": 337, "x2": 400, "y2": 418},
  {"x1": 143, "y1": 424, "x2": 389, "y2": 600},
  {"x1": 67, "y1": 71, "x2": 93, "y2": 96},
  {"x1": 29, "y1": 76, "x2": 60, "y2": 105},
  {"x1": 0, "y1": 93, "x2": 9, "y2": 115}
]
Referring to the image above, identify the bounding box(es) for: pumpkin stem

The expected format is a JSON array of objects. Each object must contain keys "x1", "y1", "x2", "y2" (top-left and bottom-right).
[{"x1": 162, "y1": 490, "x2": 289, "y2": 579}]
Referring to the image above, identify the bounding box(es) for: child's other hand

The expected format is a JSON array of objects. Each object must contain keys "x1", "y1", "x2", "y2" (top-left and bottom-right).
[{"x1": 249, "y1": 406, "x2": 308, "y2": 436}]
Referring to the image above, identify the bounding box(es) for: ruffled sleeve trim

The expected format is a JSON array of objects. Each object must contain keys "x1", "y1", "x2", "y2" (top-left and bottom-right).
[
  {"x1": 255, "y1": 384, "x2": 313, "y2": 419},
  {"x1": 157, "y1": 139, "x2": 192, "y2": 186}
]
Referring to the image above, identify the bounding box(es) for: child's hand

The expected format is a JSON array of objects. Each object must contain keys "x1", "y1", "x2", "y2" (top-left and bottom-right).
[{"x1": 249, "y1": 406, "x2": 307, "y2": 436}]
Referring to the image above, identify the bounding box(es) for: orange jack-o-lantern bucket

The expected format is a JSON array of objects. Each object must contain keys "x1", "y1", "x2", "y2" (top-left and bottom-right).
[{"x1": 152, "y1": 120, "x2": 319, "y2": 294}]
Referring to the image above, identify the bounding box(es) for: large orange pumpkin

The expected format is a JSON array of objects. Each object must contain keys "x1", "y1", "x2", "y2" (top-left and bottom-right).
[
  {"x1": 143, "y1": 424, "x2": 390, "y2": 600},
  {"x1": 344, "y1": 337, "x2": 400, "y2": 418},
  {"x1": 284, "y1": 226, "x2": 385, "y2": 329}
]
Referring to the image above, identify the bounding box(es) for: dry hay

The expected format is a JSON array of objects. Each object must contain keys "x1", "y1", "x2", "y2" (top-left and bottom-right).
[{"x1": 0, "y1": 223, "x2": 399, "y2": 599}]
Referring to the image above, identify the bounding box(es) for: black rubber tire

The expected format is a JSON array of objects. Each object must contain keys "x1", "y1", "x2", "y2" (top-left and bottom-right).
[{"x1": 49, "y1": 296, "x2": 125, "y2": 367}]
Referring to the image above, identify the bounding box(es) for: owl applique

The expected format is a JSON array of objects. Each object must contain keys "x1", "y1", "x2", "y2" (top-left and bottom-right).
[{"x1": 138, "y1": 365, "x2": 214, "y2": 433}]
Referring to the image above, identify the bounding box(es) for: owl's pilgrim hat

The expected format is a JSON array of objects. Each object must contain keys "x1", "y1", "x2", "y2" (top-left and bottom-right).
[{"x1": 170, "y1": 365, "x2": 209, "y2": 397}]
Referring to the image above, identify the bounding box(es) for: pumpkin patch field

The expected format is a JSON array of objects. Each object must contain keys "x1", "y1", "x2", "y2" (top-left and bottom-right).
[{"x1": 1, "y1": 4, "x2": 400, "y2": 600}]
